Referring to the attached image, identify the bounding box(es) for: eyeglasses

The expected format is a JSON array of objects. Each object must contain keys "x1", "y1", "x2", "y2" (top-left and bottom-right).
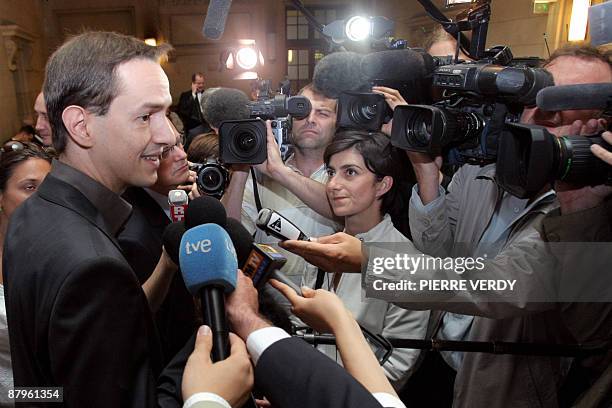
[{"x1": 161, "y1": 133, "x2": 185, "y2": 160}]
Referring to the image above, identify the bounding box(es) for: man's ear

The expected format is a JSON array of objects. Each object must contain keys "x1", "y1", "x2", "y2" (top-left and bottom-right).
[
  {"x1": 376, "y1": 175, "x2": 393, "y2": 198},
  {"x1": 61, "y1": 106, "x2": 94, "y2": 148}
]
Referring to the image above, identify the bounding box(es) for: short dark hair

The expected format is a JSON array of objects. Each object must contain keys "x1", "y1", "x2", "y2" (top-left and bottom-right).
[
  {"x1": 545, "y1": 44, "x2": 612, "y2": 69},
  {"x1": 298, "y1": 83, "x2": 337, "y2": 112},
  {"x1": 44, "y1": 31, "x2": 172, "y2": 153},
  {"x1": 0, "y1": 142, "x2": 53, "y2": 191},
  {"x1": 202, "y1": 88, "x2": 250, "y2": 129},
  {"x1": 187, "y1": 132, "x2": 219, "y2": 163},
  {"x1": 324, "y1": 130, "x2": 415, "y2": 235},
  {"x1": 192, "y1": 72, "x2": 205, "y2": 82}
]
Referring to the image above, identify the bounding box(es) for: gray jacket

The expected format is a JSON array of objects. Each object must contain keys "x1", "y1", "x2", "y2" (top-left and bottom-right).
[{"x1": 365, "y1": 164, "x2": 565, "y2": 407}]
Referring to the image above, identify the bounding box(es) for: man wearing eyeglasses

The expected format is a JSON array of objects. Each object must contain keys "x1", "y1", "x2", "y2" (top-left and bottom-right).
[{"x1": 119, "y1": 120, "x2": 200, "y2": 364}]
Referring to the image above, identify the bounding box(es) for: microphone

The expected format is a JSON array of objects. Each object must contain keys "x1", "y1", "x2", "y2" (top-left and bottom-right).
[
  {"x1": 202, "y1": 0, "x2": 232, "y2": 40},
  {"x1": 361, "y1": 49, "x2": 436, "y2": 84},
  {"x1": 184, "y1": 195, "x2": 227, "y2": 230},
  {"x1": 202, "y1": 87, "x2": 251, "y2": 129},
  {"x1": 256, "y1": 208, "x2": 310, "y2": 241},
  {"x1": 168, "y1": 190, "x2": 188, "y2": 222},
  {"x1": 180, "y1": 223, "x2": 237, "y2": 361},
  {"x1": 161, "y1": 221, "x2": 186, "y2": 265},
  {"x1": 312, "y1": 51, "x2": 370, "y2": 98},
  {"x1": 536, "y1": 83, "x2": 612, "y2": 112},
  {"x1": 225, "y1": 217, "x2": 302, "y2": 296},
  {"x1": 312, "y1": 49, "x2": 436, "y2": 99}
]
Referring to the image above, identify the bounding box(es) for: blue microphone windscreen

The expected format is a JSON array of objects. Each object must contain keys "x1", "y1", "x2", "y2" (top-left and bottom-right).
[{"x1": 179, "y1": 223, "x2": 237, "y2": 295}]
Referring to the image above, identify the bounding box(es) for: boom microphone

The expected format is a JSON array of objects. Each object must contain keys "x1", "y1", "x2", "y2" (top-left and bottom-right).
[
  {"x1": 256, "y1": 208, "x2": 310, "y2": 241},
  {"x1": 312, "y1": 51, "x2": 370, "y2": 98},
  {"x1": 202, "y1": 0, "x2": 232, "y2": 40},
  {"x1": 180, "y1": 224, "x2": 237, "y2": 361},
  {"x1": 536, "y1": 83, "x2": 612, "y2": 112}
]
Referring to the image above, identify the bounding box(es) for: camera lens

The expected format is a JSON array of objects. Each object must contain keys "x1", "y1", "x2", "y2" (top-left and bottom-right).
[
  {"x1": 236, "y1": 132, "x2": 257, "y2": 152},
  {"x1": 405, "y1": 110, "x2": 433, "y2": 148},
  {"x1": 350, "y1": 101, "x2": 378, "y2": 123},
  {"x1": 199, "y1": 167, "x2": 223, "y2": 191}
]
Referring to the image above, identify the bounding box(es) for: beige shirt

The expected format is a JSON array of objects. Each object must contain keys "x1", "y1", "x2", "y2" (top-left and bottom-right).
[{"x1": 241, "y1": 155, "x2": 340, "y2": 283}]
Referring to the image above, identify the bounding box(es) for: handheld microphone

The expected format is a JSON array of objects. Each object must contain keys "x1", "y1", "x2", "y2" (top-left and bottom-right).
[
  {"x1": 168, "y1": 190, "x2": 188, "y2": 222},
  {"x1": 256, "y1": 208, "x2": 310, "y2": 241},
  {"x1": 180, "y1": 224, "x2": 237, "y2": 361},
  {"x1": 185, "y1": 195, "x2": 227, "y2": 230},
  {"x1": 225, "y1": 217, "x2": 302, "y2": 296},
  {"x1": 161, "y1": 221, "x2": 186, "y2": 265},
  {"x1": 202, "y1": 0, "x2": 232, "y2": 40},
  {"x1": 536, "y1": 83, "x2": 612, "y2": 112}
]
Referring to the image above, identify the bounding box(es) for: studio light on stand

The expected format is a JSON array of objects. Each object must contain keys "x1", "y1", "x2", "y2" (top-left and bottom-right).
[{"x1": 221, "y1": 40, "x2": 265, "y2": 80}]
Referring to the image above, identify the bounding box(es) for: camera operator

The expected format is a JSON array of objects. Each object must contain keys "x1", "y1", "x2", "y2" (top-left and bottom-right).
[
  {"x1": 280, "y1": 44, "x2": 612, "y2": 407},
  {"x1": 221, "y1": 83, "x2": 340, "y2": 285}
]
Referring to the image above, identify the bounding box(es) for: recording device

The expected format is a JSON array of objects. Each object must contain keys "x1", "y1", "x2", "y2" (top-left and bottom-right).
[
  {"x1": 256, "y1": 208, "x2": 310, "y2": 241},
  {"x1": 496, "y1": 124, "x2": 612, "y2": 198},
  {"x1": 161, "y1": 221, "x2": 186, "y2": 265},
  {"x1": 168, "y1": 190, "x2": 188, "y2": 222},
  {"x1": 536, "y1": 83, "x2": 612, "y2": 112},
  {"x1": 185, "y1": 195, "x2": 227, "y2": 230},
  {"x1": 190, "y1": 159, "x2": 230, "y2": 199},
  {"x1": 219, "y1": 87, "x2": 313, "y2": 164},
  {"x1": 337, "y1": 92, "x2": 387, "y2": 131},
  {"x1": 179, "y1": 224, "x2": 237, "y2": 361},
  {"x1": 202, "y1": 0, "x2": 232, "y2": 40}
]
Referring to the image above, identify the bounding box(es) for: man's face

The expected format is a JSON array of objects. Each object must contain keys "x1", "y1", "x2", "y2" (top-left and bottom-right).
[
  {"x1": 34, "y1": 92, "x2": 52, "y2": 146},
  {"x1": 154, "y1": 126, "x2": 190, "y2": 194},
  {"x1": 86, "y1": 58, "x2": 175, "y2": 193},
  {"x1": 193, "y1": 75, "x2": 205, "y2": 93},
  {"x1": 521, "y1": 56, "x2": 612, "y2": 137},
  {"x1": 291, "y1": 89, "x2": 337, "y2": 152}
]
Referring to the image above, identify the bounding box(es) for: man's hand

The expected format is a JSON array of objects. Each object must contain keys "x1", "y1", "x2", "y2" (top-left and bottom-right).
[
  {"x1": 270, "y1": 280, "x2": 352, "y2": 334},
  {"x1": 226, "y1": 271, "x2": 271, "y2": 340},
  {"x1": 278, "y1": 232, "x2": 363, "y2": 273},
  {"x1": 253, "y1": 120, "x2": 290, "y2": 181},
  {"x1": 591, "y1": 131, "x2": 612, "y2": 166},
  {"x1": 182, "y1": 325, "x2": 254, "y2": 407},
  {"x1": 555, "y1": 119, "x2": 612, "y2": 214},
  {"x1": 176, "y1": 169, "x2": 201, "y2": 200},
  {"x1": 190, "y1": 82, "x2": 199, "y2": 94},
  {"x1": 406, "y1": 151, "x2": 443, "y2": 205}
]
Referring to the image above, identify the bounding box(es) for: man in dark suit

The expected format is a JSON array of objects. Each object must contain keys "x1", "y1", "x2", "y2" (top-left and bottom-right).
[
  {"x1": 119, "y1": 120, "x2": 199, "y2": 364},
  {"x1": 2, "y1": 31, "x2": 253, "y2": 407},
  {"x1": 177, "y1": 73, "x2": 209, "y2": 138}
]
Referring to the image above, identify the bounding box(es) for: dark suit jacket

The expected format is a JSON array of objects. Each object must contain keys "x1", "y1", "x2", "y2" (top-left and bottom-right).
[
  {"x1": 119, "y1": 187, "x2": 198, "y2": 364},
  {"x1": 157, "y1": 334, "x2": 390, "y2": 408},
  {"x1": 3, "y1": 175, "x2": 163, "y2": 407},
  {"x1": 177, "y1": 90, "x2": 203, "y2": 132}
]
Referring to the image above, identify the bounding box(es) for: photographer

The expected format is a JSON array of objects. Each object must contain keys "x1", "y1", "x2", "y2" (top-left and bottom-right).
[
  {"x1": 221, "y1": 83, "x2": 340, "y2": 284},
  {"x1": 280, "y1": 44, "x2": 612, "y2": 407}
]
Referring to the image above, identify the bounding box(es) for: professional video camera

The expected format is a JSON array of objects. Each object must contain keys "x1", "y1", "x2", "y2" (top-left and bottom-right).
[
  {"x1": 219, "y1": 80, "x2": 312, "y2": 164},
  {"x1": 190, "y1": 159, "x2": 230, "y2": 199},
  {"x1": 390, "y1": 43, "x2": 554, "y2": 165}
]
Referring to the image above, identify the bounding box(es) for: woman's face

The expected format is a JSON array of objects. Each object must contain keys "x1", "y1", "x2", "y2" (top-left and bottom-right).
[
  {"x1": 0, "y1": 158, "x2": 51, "y2": 219},
  {"x1": 326, "y1": 148, "x2": 390, "y2": 218}
]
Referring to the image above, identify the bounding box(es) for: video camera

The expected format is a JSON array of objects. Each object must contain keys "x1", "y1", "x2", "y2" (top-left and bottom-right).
[{"x1": 219, "y1": 80, "x2": 312, "y2": 164}]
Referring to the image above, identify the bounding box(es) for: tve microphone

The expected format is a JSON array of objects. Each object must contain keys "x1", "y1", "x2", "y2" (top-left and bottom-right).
[
  {"x1": 536, "y1": 83, "x2": 612, "y2": 112},
  {"x1": 202, "y1": 0, "x2": 232, "y2": 40},
  {"x1": 180, "y1": 224, "x2": 237, "y2": 361},
  {"x1": 256, "y1": 208, "x2": 310, "y2": 241},
  {"x1": 168, "y1": 190, "x2": 188, "y2": 222}
]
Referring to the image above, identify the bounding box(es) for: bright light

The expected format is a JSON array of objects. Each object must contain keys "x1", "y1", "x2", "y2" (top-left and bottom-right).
[
  {"x1": 568, "y1": 0, "x2": 590, "y2": 42},
  {"x1": 345, "y1": 16, "x2": 371, "y2": 42},
  {"x1": 236, "y1": 47, "x2": 258, "y2": 70},
  {"x1": 144, "y1": 38, "x2": 157, "y2": 46}
]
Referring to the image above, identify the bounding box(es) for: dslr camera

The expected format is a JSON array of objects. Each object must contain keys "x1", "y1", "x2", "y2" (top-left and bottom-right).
[{"x1": 190, "y1": 159, "x2": 230, "y2": 199}]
